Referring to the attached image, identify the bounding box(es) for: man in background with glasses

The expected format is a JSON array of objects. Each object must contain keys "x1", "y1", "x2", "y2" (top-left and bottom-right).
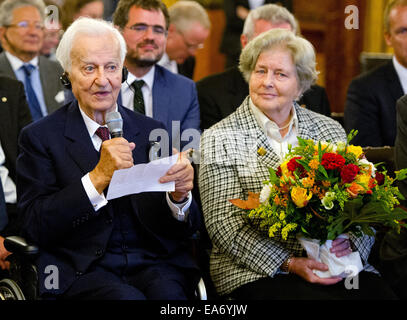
[
  {"x1": 0, "y1": 0, "x2": 65, "y2": 121},
  {"x1": 158, "y1": 1, "x2": 210, "y2": 79},
  {"x1": 113, "y1": 0, "x2": 200, "y2": 151}
]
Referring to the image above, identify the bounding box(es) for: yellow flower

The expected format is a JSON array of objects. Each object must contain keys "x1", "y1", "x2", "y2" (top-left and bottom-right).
[
  {"x1": 301, "y1": 176, "x2": 315, "y2": 188},
  {"x1": 347, "y1": 145, "x2": 364, "y2": 159},
  {"x1": 268, "y1": 222, "x2": 281, "y2": 238},
  {"x1": 291, "y1": 186, "x2": 312, "y2": 208},
  {"x1": 356, "y1": 174, "x2": 370, "y2": 187},
  {"x1": 280, "y1": 160, "x2": 294, "y2": 179},
  {"x1": 309, "y1": 159, "x2": 319, "y2": 170},
  {"x1": 281, "y1": 223, "x2": 297, "y2": 240},
  {"x1": 279, "y1": 211, "x2": 286, "y2": 221}
]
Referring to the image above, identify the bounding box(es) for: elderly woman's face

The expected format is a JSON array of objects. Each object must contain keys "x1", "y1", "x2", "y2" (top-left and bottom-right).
[{"x1": 249, "y1": 47, "x2": 300, "y2": 120}]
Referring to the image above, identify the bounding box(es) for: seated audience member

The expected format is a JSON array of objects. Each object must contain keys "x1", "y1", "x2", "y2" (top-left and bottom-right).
[
  {"x1": 0, "y1": 76, "x2": 32, "y2": 271},
  {"x1": 198, "y1": 29, "x2": 397, "y2": 300},
  {"x1": 344, "y1": 0, "x2": 407, "y2": 147},
  {"x1": 16, "y1": 17, "x2": 201, "y2": 300},
  {"x1": 157, "y1": 1, "x2": 210, "y2": 79},
  {"x1": 113, "y1": 0, "x2": 200, "y2": 151},
  {"x1": 61, "y1": 0, "x2": 104, "y2": 30},
  {"x1": 0, "y1": 0, "x2": 65, "y2": 121},
  {"x1": 220, "y1": 0, "x2": 293, "y2": 69},
  {"x1": 197, "y1": 4, "x2": 331, "y2": 130}
]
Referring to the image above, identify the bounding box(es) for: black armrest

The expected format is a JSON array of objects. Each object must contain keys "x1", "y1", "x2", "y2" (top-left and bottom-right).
[{"x1": 4, "y1": 236, "x2": 39, "y2": 256}]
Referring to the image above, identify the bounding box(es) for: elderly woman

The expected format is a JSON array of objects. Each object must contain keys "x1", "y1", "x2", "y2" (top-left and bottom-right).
[{"x1": 199, "y1": 29, "x2": 397, "y2": 299}]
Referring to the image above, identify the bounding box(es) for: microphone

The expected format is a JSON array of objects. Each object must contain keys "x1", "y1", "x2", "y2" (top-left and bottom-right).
[{"x1": 106, "y1": 111, "x2": 123, "y2": 138}]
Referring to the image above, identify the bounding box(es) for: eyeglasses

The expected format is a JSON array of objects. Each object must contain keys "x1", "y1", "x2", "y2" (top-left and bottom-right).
[
  {"x1": 125, "y1": 23, "x2": 167, "y2": 36},
  {"x1": 178, "y1": 31, "x2": 204, "y2": 51},
  {"x1": 6, "y1": 21, "x2": 44, "y2": 30}
]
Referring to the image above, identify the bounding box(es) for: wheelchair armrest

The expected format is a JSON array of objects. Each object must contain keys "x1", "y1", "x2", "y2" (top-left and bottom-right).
[{"x1": 4, "y1": 236, "x2": 39, "y2": 257}]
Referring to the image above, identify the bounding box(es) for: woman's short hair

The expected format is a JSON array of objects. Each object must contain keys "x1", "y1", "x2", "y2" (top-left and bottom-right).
[
  {"x1": 239, "y1": 28, "x2": 318, "y2": 96},
  {"x1": 55, "y1": 17, "x2": 127, "y2": 71},
  {"x1": 0, "y1": 0, "x2": 46, "y2": 27}
]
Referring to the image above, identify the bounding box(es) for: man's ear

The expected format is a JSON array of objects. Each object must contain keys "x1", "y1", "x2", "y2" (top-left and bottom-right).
[
  {"x1": 384, "y1": 32, "x2": 392, "y2": 47},
  {"x1": 167, "y1": 23, "x2": 177, "y2": 38},
  {"x1": 240, "y1": 34, "x2": 248, "y2": 49}
]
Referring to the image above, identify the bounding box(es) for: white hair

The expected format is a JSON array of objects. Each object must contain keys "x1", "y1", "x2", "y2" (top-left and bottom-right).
[{"x1": 56, "y1": 17, "x2": 127, "y2": 71}]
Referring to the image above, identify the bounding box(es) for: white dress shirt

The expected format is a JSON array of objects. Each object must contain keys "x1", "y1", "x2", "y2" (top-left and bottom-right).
[
  {"x1": 5, "y1": 51, "x2": 48, "y2": 117},
  {"x1": 0, "y1": 142, "x2": 16, "y2": 204},
  {"x1": 121, "y1": 66, "x2": 155, "y2": 117},
  {"x1": 158, "y1": 53, "x2": 178, "y2": 74},
  {"x1": 78, "y1": 105, "x2": 191, "y2": 221},
  {"x1": 250, "y1": 98, "x2": 299, "y2": 160},
  {"x1": 393, "y1": 56, "x2": 407, "y2": 95}
]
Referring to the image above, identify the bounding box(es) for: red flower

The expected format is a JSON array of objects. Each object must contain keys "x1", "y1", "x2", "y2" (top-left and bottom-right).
[
  {"x1": 375, "y1": 172, "x2": 385, "y2": 186},
  {"x1": 276, "y1": 166, "x2": 282, "y2": 177},
  {"x1": 287, "y1": 157, "x2": 306, "y2": 178},
  {"x1": 321, "y1": 153, "x2": 346, "y2": 170},
  {"x1": 341, "y1": 164, "x2": 360, "y2": 183}
]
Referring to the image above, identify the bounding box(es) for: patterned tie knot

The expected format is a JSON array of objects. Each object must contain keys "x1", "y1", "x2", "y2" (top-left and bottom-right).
[
  {"x1": 22, "y1": 64, "x2": 35, "y2": 77},
  {"x1": 132, "y1": 79, "x2": 144, "y2": 90},
  {"x1": 96, "y1": 126, "x2": 110, "y2": 142}
]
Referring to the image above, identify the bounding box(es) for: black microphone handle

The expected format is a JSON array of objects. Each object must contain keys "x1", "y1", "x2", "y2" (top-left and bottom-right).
[{"x1": 111, "y1": 132, "x2": 123, "y2": 138}]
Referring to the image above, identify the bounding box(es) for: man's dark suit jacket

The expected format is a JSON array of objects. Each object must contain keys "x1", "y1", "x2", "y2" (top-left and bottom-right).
[
  {"x1": 396, "y1": 94, "x2": 407, "y2": 199},
  {"x1": 0, "y1": 76, "x2": 32, "y2": 236},
  {"x1": 197, "y1": 66, "x2": 331, "y2": 130},
  {"x1": 345, "y1": 60, "x2": 403, "y2": 147},
  {"x1": 16, "y1": 101, "x2": 201, "y2": 296},
  {"x1": 220, "y1": 0, "x2": 293, "y2": 68},
  {"x1": 0, "y1": 52, "x2": 65, "y2": 116}
]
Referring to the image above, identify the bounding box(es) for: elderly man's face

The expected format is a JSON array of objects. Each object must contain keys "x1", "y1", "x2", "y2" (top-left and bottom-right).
[
  {"x1": 0, "y1": 5, "x2": 44, "y2": 60},
  {"x1": 249, "y1": 47, "x2": 300, "y2": 120},
  {"x1": 167, "y1": 22, "x2": 209, "y2": 64},
  {"x1": 69, "y1": 33, "x2": 123, "y2": 119},
  {"x1": 122, "y1": 6, "x2": 167, "y2": 67},
  {"x1": 385, "y1": 5, "x2": 407, "y2": 68}
]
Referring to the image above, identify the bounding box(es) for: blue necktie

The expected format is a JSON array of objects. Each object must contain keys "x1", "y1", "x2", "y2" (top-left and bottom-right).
[
  {"x1": 0, "y1": 180, "x2": 8, "y2": 232},
  {"x1": 21, "y1": 64, "x2": 43, "y2": 121}
]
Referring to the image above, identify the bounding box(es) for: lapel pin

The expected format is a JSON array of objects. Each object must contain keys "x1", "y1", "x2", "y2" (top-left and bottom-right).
[
  {"x1": 257, "y1": 147, "x2": 266, "y2": 156},
  {"x1": 1, "y1": 97, "x2": 7, "y2": 103}
]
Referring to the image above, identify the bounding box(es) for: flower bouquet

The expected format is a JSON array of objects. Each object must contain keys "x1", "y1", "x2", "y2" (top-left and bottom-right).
[{"x1": 230, "y1": 131, "x2": 407, "y2": 278}]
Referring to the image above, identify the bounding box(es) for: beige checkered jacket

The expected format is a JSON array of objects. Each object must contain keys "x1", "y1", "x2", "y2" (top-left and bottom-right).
[{"x1": 199, "y1": 97, "x2": 376, "y2": 296}]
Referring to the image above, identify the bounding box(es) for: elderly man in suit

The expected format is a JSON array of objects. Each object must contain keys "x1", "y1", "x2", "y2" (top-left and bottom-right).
[
  {"x1": 17, "y1": 17, "x2": 201, "y2": 300},
  {"x1": 344, "y1": 0, "x2": 407, "y2": 147},
  {"x1": 0, "y1": 0, "x2": 65, "y2": 121},
  {"x1": 0, "y1": 76, "x2": 32, "y2": 271},
  {"x1": 197, "y1": 4, "x2": 331, "y2": 130},
  {"x1": 113, "y1": 0, "x2": 200, "y2": 151}
]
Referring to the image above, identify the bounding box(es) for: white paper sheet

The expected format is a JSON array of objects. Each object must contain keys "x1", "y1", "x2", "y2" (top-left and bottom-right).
[{"x1": 106, "y1": 154, "x2": 179, "y2": 200}]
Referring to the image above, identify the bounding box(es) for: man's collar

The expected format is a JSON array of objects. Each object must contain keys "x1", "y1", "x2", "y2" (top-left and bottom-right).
[
  {"x1": 78, "y1": 104, "x2": 118, "y2": 138},
  {"x1": 126, "y1": 65, "x2": 155, "y2": 90},
  {"x1": 5, "y1": 51, "x2": 39, "y2": 71}
]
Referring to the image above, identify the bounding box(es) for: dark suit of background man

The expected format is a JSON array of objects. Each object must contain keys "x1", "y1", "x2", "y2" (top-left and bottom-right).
[
  {"x1": 197, "y1": 3, "x2": 331, "y2": 131},
  {"x1": 344, "y1": 0, "x2": 407, "y2": 147},
  {"x1": 0, "y1": 0, "x2": 64, "y2": 122},
  {"x1": 0, "y1": 76, "x2": 32, "y2": 272},
  {"x1": 220, "y1": 0, "x2": 293, "y2": 69},
  {"x1": 17, "y1": 17, "x2": 201, "y2": 300},
  {"x1": 113, "y1": 0, "x2": 200, "y2": 151}
]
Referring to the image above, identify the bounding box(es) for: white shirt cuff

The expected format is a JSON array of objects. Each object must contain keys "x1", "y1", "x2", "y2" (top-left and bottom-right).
[
  {"x1": 166, "y1": 191, "x2": 192, "y2": 222},
  {"x1": 81, "y1": 173, "x2": 108, "y2": 212}
]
